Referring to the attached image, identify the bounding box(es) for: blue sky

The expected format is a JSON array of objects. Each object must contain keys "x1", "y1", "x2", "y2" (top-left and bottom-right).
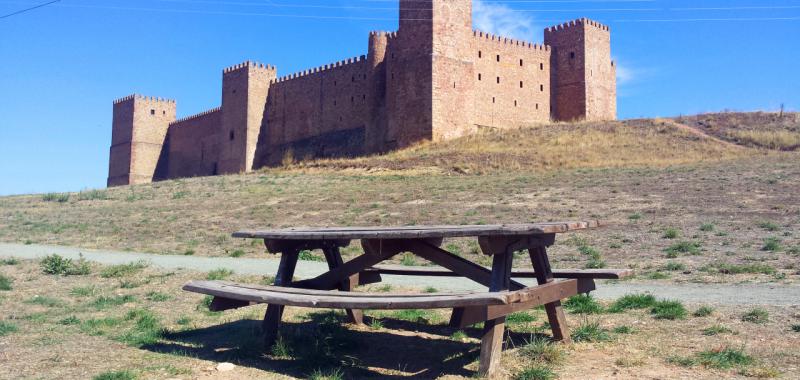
[{"x1": 0, "y1": 0, "x2": 798, "y2": 196}]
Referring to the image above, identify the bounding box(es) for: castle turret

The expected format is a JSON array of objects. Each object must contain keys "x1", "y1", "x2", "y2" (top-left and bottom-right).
[
  {"x1": 108, "y1": 95, "x2": 176, "y2": 187},
  {"x1": 545, "y1": 18, "x2": 616, "y2": 121},
  {"x1": 218, "y1": 61, "x2": 277, "y2": 174},
  {"x1": 366, "y1": 31, "x2": 389, "y2": 152}
]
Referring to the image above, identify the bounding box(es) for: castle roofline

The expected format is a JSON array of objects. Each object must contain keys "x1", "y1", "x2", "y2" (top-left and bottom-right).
[
  {"x1": 545, "y1": 18, "x2": 610, "y2": 33},
  {"x1": 113, "y1": 94, "x2": 176, "y2": 105}
]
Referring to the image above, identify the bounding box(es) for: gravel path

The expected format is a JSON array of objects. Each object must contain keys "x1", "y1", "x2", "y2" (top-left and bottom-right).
[{"x1": 2, "y1": 243, "x2": 798, "y2": 306}]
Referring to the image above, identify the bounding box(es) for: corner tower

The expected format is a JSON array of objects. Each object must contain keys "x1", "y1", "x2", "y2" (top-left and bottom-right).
[
  {"x1": 108, "y1": 95, "x2": 176, "y2": 187},
  {"x1": 545, "y1": 18, "x2": 616, "y2": 122},
  {"x1": 218, "y1": 61, "x2": 277, "y2": 174}
]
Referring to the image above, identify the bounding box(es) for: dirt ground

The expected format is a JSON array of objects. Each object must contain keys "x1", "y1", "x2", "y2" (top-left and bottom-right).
[{"x1": 0, "y1": 259, "x2": 798, "y2": 380}]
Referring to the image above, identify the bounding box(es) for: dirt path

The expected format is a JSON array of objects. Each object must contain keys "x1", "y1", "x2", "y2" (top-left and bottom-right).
[{"x1": 2, "y1": 243, "x2": 798, "y2": 306}]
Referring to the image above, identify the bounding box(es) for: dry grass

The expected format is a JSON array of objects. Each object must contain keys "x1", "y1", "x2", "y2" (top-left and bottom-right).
[
  {"x1": 725, "y1": 130, "x2": 800, "y2": 151},
  {"x1": 676, "y1": 111, "x2": 800, "y2": 151}
]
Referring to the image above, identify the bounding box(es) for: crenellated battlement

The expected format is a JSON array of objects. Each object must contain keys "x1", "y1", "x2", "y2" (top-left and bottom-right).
[
  {"x1": 272, "y1": 55, "x2": 368, "y2": 84},
  {"x1": 472, "y1": 30, "x2": 550, "y2": 51},
  {"x1": 170, "y1": 107, "x2": 221, "y2": 126},
  {"x1": 113, "y1": 94, "x2": 176, "y2": 105},
  {"x1": 545, "y1": 18, "x2": 610, "y2": 33},
  {"x1": 223, "y1": 60, "x2": 276, "y2": 74}
]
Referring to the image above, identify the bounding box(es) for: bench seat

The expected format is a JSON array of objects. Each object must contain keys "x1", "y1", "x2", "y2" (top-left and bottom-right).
[
  {"x1": 183, "y1": 279, "x2": 579, "y2": 311},
  {"x1": 363, "y1": 265, "x2": 633, "y2": 280}
]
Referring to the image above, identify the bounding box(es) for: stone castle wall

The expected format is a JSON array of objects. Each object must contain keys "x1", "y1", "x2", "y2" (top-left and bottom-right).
[{"x1": 108, "y1": 0, "x2": 617, "y2": 187}]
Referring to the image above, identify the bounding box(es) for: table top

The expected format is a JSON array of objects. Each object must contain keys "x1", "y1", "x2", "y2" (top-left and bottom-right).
[{"x1": 233, "y1": 221, "x2": 600, "y2": 240}]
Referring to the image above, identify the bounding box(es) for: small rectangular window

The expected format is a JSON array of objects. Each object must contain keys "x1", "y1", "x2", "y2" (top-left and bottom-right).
[
  {"x1": 540, "y1": 63, "x2": 544, "y2": 70},
  {"x1": 496, "y1": 55, "x2": 500, "y2": 62},
  {"x1": 520, "y1": 81, "x2": 523, "y2": 88},
  {"x1": 570, "y1": 52, "x2": 576, "y2": 59},
  {"x1": 478, "y1": 73, "x2": 482, "y2": 81},
  {"x1": 520, "y1": 59, "x2": 523, "y2": 66},
  {"x1": 478, "y1": 51, "x2": 482, "y2": 58},
  {"x1": 514, "y1": 100, "x2": 518, "y2": 107},
  {"x1": 150, "y1": 109, "x2": 155, "y2": 115},
  {"x1": 540, "y1": 84, "x2": 544, "y2": 92},
  {"x1": 492, "y1": 97, "x2": 496, "y2": 104},
  {"x1": 496, "y1": 77, "x2": 500, "y2": 84}
]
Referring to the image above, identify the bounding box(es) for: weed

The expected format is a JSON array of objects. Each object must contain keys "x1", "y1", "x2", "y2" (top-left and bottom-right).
[
  {"x1": 172, "y1": 191, "x2": 188, "y2": 200},
  {"x1": 665, "y1": 241, "x2": 702, "y2": 256},
  {"x1": 789, "y1": 246, "x2": 800, "y2": 256},
  {"x1": 25, "y1": 295, "x2": 64, "y2": 308},
  {"x1": 703, "y1": 325, "x2": 733, "y2": 336},
  {"x1": 423, "y1": 286, "x2": 438, "y2": 293},
  {"x1": 515, "y1": 365, "x2": 555, "y2": 380},
  {"x1": 1, "y1": 258, "x2": 20, "y2": 265},
  {"x1": 70, "y1": 285, "x2": 98, "y2": 297},
  {"x1": 700, "y1": 223, "x2": 715, "y2": 232},
  {"x1": 571, "y1": 320, "x2": 610, "y2": 342},
  {"x1": 608, "y1": 294, "x2": 656, "y2": 313},
  {"x1": 450, "y1": 330, "x2": 468, "y2": 341},
  {"x1": 762, "y1": 237, "x2": 782, "y2": 252},
  {"x1": 693, "y1": 306, "x2": 715, "y2": 317},
  {"x1": 176, "y1": 316, "x2": 192, "y2": 326},
  {"x1": 183, "y1": 250, "x2": 195, "y2": 256},
  {"x1": 298, "y1": 250, "x2": 325, "y2": 262},
  {"x1": 738, "y1": 366, "x2": 781, "y2": 378},
  {"x1": 101, "y1": 261, "x2": 149, "y2": 278},
  {"x1": 578, "y1": 245, "x2": 601, "y2": 259},
  {"x1": 758, "y1": 221, "x2": 780, "y2": 232},
  {"x1": 91, "y1": 295, "x2": 136, "y2": 310},
  {"x1": 563, "y1": 294, "x2": 603, "y2": 314},
  {"x1": 520, "y1": 336, "x2": 564, "y2": 364},
  {"x1": 615, "y1": 356, "x2": 646, "y2": 367},
  {"x1": 308, "y1": 368, "x2": 344, "y2": 380},
  {"x1": 59, "y1": 316, "x2": 81, "y2": 325},
  {"x1": 664, "y1": 262, "x2": 686, "y2": 271},
  {"x1": 40, "y1": 254, "x2": 91, "y2": 276},
  {"x1": 42, "y1": 193, "x2": 70, "y2": 203},
  {"x1": 662, "y1": 228, "x2": 680, "y2": 239},
  {"x1": 78, "y1": 190, "x2": 108, "y2": 201},
  {"x1": 145, "y1": 291, "x2": 171, "y2": 302},
  {"x1": 741, "y1": 308, "x2": 769, "y2": 324},
  {"x1": 118, "y1": 309, "x2": 164, "y2": 347},
  {"x1": 271, "y1": 336, "x2": 293, "y2": 358},
  {"x1": 651, "y1": 300, "x2": 687, "y2": 320},
  {"x1": 400, "y1": 253, "x2": 417, "y2": 266},
  {"x1": 206, "y1": 268, "x2": 234, "y2": 280},
  {"x1": 585, "y1": 258, "x2": 606, "y2": 269},
  {"x1": 712, "y1": 263, "x2": 776, "y2": 275},
  {"x1": 628, "y1": 213, "x2": 642, "y2": 221},
  {"x1": 612, "y1": 326, "x2": 633, "y2": 334},
  {"x1": 93, "y1": 370, "x2": 137, "y2": 380},
  {"x1": 697, "y1": 347, "x2": 754, "y2": 369},
  {"x1": 81, "y1": 317, "x2": 124, "y2": 336},
  {"x1": 0, "y1": 274, "x2": 11, "y2": 291},
  {"x1": 392, "y1": 309, "x2": 441, "y2": 324},
  {"x1": 791, "y1": 324, "x2": 800, "y2": 332},
  {"x1": 647, "y1": 272, "x2": 670, "y2": 280},
  {"x1": 368, "y1": 319, "x2": 384, "y2": 330},
  {"x1": 667, "y1": 355, "x2": 697, "y2": 367},
  {"x1": 0, "y1": 321, "x2": 18, "y2": 336},
  {"x1": 230, "y1": 249, "x2": 246, "y2": 258},
  {"x1": 506, "y1": 312, "x2": 537, "y2": 324}
]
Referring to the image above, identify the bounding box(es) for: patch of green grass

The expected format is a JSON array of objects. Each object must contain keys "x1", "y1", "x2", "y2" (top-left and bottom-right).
[
  {"x1": 762, "y1": 237, "x2": 782, "y2": 252},
  {"x1": 506, "y1": 312, "x2": 537, "y2": 324},
  {"x1": 229, "y1": 249, "x2": 246, "y2": 258},
  {"x1": 612, "y1": 325, "x2": 633, "y2": 334},
  {"x1": 651, "y1": 300, "x2": 687, "y2": 320},
  {"x1": 78, "y1": 190, "x2": 109, "y2": 201},
  {"x1": 520, "y1": 336, "x2": 564, "y2": 365},
  {"x1": 0, "y1": 321, "x2": 18, "y2": 336},
  {"x1": 703, "y1": 325, "x2": 733, "y2": 336},
  {"x1": 699, "y1": 223, "x2": 715, "y2": 232},
  {"x1": 450, "y1": 330, "x2": 468, "y2": 341},
  {"x1": 791, "y1": 324, "x2": 800, "y2": 332},
  {"x1": 662, "y1": 228, "x2": 680, "y2": 239},
  {"x1": 206, "y1": 268, "x2": 234, "y2": 280},
  {"x1": 368, "y1": 318, "x2": 384, "y2": 330},
  {"x1": 91, "y1": 295, "x2": 136, "y2": 310},
  {"x1": 172, "y1": 191, "x2": 188, "y2": 200},
  {"x1": 423, "y1": 286, "x2": 438, "y2": 293},
  {"x1": 607, "y1": 294, "x2": 657, "y2": 313},
  {"x1": 515, "y1": 365, "x2": 555, "y2": 380},
  {"x1": 400, "y1": 253, "x2": 417, "y2": 266},
  {"x1": 646, "y1": 272, "x2": 670, "y2": 280},
  {"x1": 59, "y1": 316, "x2": 81, "y2": 325},
  {"x1": 176, "y1": 316, "x2": 192, "y2": 326},
  {"x1": 25, "y1": 295, "x2": 64, "y2": 308},
  {"x1": 667, "y1": 355, "x2": 697, "y2": 367},
  {"x1": 585, "y1": 258, "x2": 606, "y2": 269},
  {"x1": 628, "y1": 213, "x2": 643, "y2": 221},
  {"x1": 693, "y1": 306, "x2": 715, "y2": 317},
  {"x1": 741, "y1": 308, "x2": 769, "y2": 324},
  {"x1": 145, "y1": 291, "x2": 171, "y2": 302},
  {"x1": 270, "y1": 336, "x2": 293, "y2": 358},
  {"x1": 0, "y1": 274, "x2": 12, "y2": 291},
  {"x1": 118, "y1": 309, "x2": 164, "y2": 347},
  {"x1": 70, "y1": 285, "x2": 98, "y2": 297},
  {"x1": 664, "y1": 241, "x2": 702, "y2": 257},
  {"x1": 93, "y1": 370, "x2": 138, "y2": 380},
  {"x1": 298, "y1": 250, "x2": 325, "y2": 262},
  {"x1": 697, "y1": 347, "x2": 754, "y2": 369},
  {"x1": 1, "y1": 258, "x2": 20, "y2": 265},
  {"x1": 196, "y1": 295, "x2": 220, "y2": 314},
  {"x1": 664, "y1": 261, "x2": 686, "y2": 271},
  {"x1": 81, "y1": 317, "x2": 124, "y2": 336},
  {"x1": 42, "y1": 192, "x2": 70, "y2": 203},
  {"x1": 100, "y1": 261, "x2": 149, "y2": 278},
  {"x1": 564, "y1": 294, "x2": 603, "y2": 314},
  {"x1": 712, "y1": 262, "x2": 777, "y2": 275},
  {"x1": 40, "y1": 254, "x2": 91, "y2": 276},
  {"x1": 391, "y1": 309, "x2": 441, "y2": 324},
  {"x1": 571, "y1": 320, "x2": 611, "y2": 342},
  {"x1": 183, "y1": 249, "x2": 195, "y2": 256},
  {"x1": 308, "y1": 368, "x2": 343, "y2": 380},
  {"x1": 758, "y1": 221, "x2": 780, "y2": 232}
]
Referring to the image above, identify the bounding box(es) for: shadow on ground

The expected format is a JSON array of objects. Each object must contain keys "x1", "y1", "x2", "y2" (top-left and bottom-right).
[{"x1": 143, "y1": 312, "x2": 543, "y2": 379}]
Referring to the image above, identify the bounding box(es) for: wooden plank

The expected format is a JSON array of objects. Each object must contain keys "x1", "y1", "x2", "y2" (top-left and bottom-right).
[
  {"x1": 323, "y1": 246, "x2": 363, "y2": 325},
  {"x1": 478, "y1": 249, "x2": 513, "y2": 378},
  {"x1": 183, "y1": 281, "x2": 512, "y2": 309},
  {"x1": 529, "y1": 246, "x2": 571, "y2": 343},
  {"x1": 363, "y1": 265, "x2": 633, "y2": 280},
  {"x1": 262, "y1": 248, "x2": 300, "y2": 348},
  {"x1": 291, "y1": 239, "x2": 403, "y2": 290},
  {"x1": 191, "y1": 281, "x2": 481, "y2": 298},
  {"x1": 233, "y1": 221, "x2": 601, "y2": 240}
]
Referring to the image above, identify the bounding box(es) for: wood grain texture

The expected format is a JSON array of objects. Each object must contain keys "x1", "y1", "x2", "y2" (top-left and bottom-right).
[{"x1": 363, "y1": 265, "x2": 633, "y2": 280}]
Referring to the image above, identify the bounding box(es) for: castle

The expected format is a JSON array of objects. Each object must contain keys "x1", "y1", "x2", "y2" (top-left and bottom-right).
[{"x1": 108, "y1": 0, "x2": 616, "y2": 187}]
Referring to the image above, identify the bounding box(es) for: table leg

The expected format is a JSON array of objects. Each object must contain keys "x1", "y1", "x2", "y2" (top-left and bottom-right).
[
  {"x1": 262, "y1": 248, "x2": 300, "y2": 348},
  {"x1": 322, "y1": 246, "x2": 364, "y2": 325},
  {"x1": 529, "y1": 246, "x2": 571, "y2": 343},
  {"x1": 479, "y1": 249, "x2": 513, "y2": 378}
]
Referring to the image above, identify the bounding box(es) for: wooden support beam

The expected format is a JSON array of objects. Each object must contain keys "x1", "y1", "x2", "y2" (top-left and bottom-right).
[
  {"x1": 478, "y1": 242, "x2": 514, "y2": 378},
  {"x1": 292, "y1": 239, "x2": 404, "y2": 290},
  {"x1": 529, "y1": 245, "x2": 571, "y2": 343},
  {"x1": 262, "y1": 247, "x2": 300, "y2": 348},
  {"x1": 323, "y1": 246, "x2": 364, "y2": 325}
]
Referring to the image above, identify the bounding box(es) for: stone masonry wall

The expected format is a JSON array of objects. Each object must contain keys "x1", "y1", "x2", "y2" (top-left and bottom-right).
[{"x1": 166, "y1": 108, "x2": 222, "y2": 178}]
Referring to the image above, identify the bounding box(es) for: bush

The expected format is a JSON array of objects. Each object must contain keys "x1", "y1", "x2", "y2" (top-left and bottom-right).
[
  {"x1": 0, "y1": 321, "x2": 18, "y2": 336},
  {"x1": 762, "y1": 237, "x2": 782, "y2": 252},
  {"x1": 662, "y1": 228, "x2": 680, "y2": 239},
  {"x1": 571, "y1": 320, "x2": 610, "y2": 342},
  {"x1": 741, "y1": 308, "x2": 769, "y2": 324},
  {"x1": 664, "y1": 241, "x2": 702, "y2": 257},
  {"x1": 42, "y1": 193, "x2": 70, "y2": 203},
  {"x1": 563, "y1": 294, "x2": 603, "y2": 314},
  {"x1": 1, "y1": 258, "x2": 20, "y2": 265},
  {"x1": 100, "y1": 261, "x2": 149, "y2": 278},
  {"x1": 702, "y1": 325, "x2": 733, "y2": 336},
  {"x1": 206, "y1": 268, "x2": 234, "y2": 280},
  {"x1": 651, "y1": 300, "x2": 687, "y2": 320},
  {"x1": 757, "y1": 221, "x2": 780, "y2": 231},
  {"x1": 699, "y1": 223, "x2": 715, "y2": 232},
  {"x1": 78, "y1": 190, "x2": 108, "y2": 201},
  {"x1": 0, "y1": 274, "x2": 12, "y2": 291},
  {"x1": 697, "y1": 347, "x2": 754, "y2": 369},
  {"x1": 515, "y1": 365, "x2": 555, "y2": 380},
  {"x1": 298, "y1": 250, "x2": 325, "y2": 262},
  {"x1": 40, "y1": 254, "x2": 91, "y2": 276},
  {"x1": 664, "y1": 261, "x2": 686, "y2": 271},
  {"x1": 93, "y1": 370, "x2": 137, "y2": 380},
  {"x1": 693, "y1": 306, "x2": 715, "y2": 317},
  {"x1": 791, "y1": 324, "x2": 800, "y2": 332},
  {"x1": 608, "y1": 294, "x2": 657, "y2": 313},
  {"x1": 520, "y1": 336, "x2": 564, "y2": 364}
]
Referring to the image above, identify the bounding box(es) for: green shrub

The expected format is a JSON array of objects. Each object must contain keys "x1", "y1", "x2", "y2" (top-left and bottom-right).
[
  {"x1": 516, "y1": 365, "x2": 555, "y2": 380},
  {"x1": 520, "y1": 336, "x2": 564, "y2": 364},
  {"x1": 40, "y1": 254, "x2": 91, "y2": 276},
  {"x1": 449, "y1": 330, "x2": 467, "y2": 341},
  {"x1": 662, "y1": 228, "x2": 680, "y2": 239},
  {"x1": 697, "y1": 347, "x2": 754, "y2": 369},
  {"x1": 101, "y1": 261, "x2": 149, "y2": 278},
  {"x1": 400, "y1": 253, "x2": 417, "y2": 266},
  {"x1": 308, "y1": 368, "x2": 343, "y2": 380},
  {"x1": 664, "y1": 241, "x2": 702, "y2": 256},
  {"x1": 702, "y1": 325, "x2": 733, "y2": 336},
  {"x1": 91, "y1": 295, "x2": 135, "y2": 310},
  {"x1": 612, "y1": 325, "x2": 633, "y2": 334},
  {"x1": 651, "y1": 300, "x2": 687, "y2": 320},
  {"x1": 0, "y1": 321, "x2": 18, "y2": 336},
  {"x1": 298, "y1": 250, "x2": 325, "y2": 262},
  {"x1": 42, "y1": 193, "x2": 70, "y2": 203},
  {"x1": 145, "y1": 291, "x2": 171, "y2": 302},
  {"x1": 757, "y1": 221, "x2": 780, "y2": 231},
  {"x1": 59, "y1": 316, "x2": 81, "y2": 325},
  {"x1": 25, "y1": 295, "x2": 64, "y2": 308},
  {"x1": 206, "y1": 268, "x2": 234, "y2": 280},
  {"x1": 585, "y1": 258, "x2": 606, "y2": 269},
  {"x1": 118, "y1": 309, "x2": 164, "y2": 347},
  {"x1": 608, "y1": 294, "x2": 657, "y2": 313},
  {"x1": 563, "y1": 294, "x2": 603, "y2": 314},
  {"x1": 741, "y1": 308, "x2": 769, "y2": 324},
  {"x1": 70, "y1": 286, "x2": 98, "y2": 297},
  {"x1": 713, "y1": 263, "x2": 776, "y2": 275},
  {"x1": 647, "y1": 272, "x2": 670, "y2": 280},
  {"x1": 78, "y1": 190, "x2": 108, "y2": 201},
  {"x1": 693, "y1": 306, "x2": 715, "y2": 317},
  {"x1": 762, "y1": 237, "x2": 782, "y2": 252},
  {"x1": 571, "y1": 320, "x2": 610, "y2": 342},
  {"x1": 791, "y1": 324, "x2": 800, "y2": 332},
  {"x1": 229, "y1": 249, "x2": 246, "y2": 258},
  {"x1": 506, "y1": 312, "x2": 537, "y2": 324},
  {"x1": 93, "y1": 370, "x2": 137, "y2": 380},
  {"x1": 699, "y1": 223, "x2": 715, "y2": 232},
  {"x1": 664, "y1": 261, "x2": 686, "y2": 271},
  {"x1": 628, "y1": 213, "x2": 642, "y2": 221},
  {"x1": 1, "y1": 258, "x2": 20, "y2": 265},
  {"x1": 0, "y1": 274, "x2": 12, "y2": 291}
]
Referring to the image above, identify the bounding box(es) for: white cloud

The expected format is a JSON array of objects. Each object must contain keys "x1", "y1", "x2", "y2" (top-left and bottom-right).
[
  {"x1": 472, "y1": 0, "x2": 536, "y2": 41},
  {"x1": 615, "y1": 62, "x2": 635, "y2": 85}
]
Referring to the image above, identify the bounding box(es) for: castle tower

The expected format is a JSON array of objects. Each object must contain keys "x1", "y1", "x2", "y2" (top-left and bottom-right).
[
  {"x1": 108, "y1": 95, "x2": 176, "y2": 187},
  {"x1": 218, "y1": 61, "x2": 277, "y2": 174},
  {"x1": 544, "y1": 18, "x2": 616, "y2": 122},
  {"x1": 365, "y1": 31, "x2": 389, "y2": 153},
  {"x1": 385, "y1": 0, "x2": 475, "y2": 148}
]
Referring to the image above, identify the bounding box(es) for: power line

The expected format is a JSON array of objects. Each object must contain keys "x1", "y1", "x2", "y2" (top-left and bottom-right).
[{"x1": 0, "y1": 0, "x2": 58, "y2": 19}]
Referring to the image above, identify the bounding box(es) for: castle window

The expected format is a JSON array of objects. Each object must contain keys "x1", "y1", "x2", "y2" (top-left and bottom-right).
[
  {"x1": 496, "y1": 55, "x2": 500, "y2": 62},
  {"x1": 479, "y1": 51, "x2": 482, "y2": 58},
  {"x1": 514, "y1": 100, "x2": 518, "y2": 107},
  {"x1": 520, "y1": 81, "x2": 524, "y2": 88},
  {"x1": 232, "y1": 89, "x2": 237, "y2": 94},
  {"x1": 334, "y1": 81, "x2": 337, "y2": 86},
  {"x1": 520, "y1": 59, "x2": 523, "y2": 66},
  {"x1": 478, "y1": 73, "x2": 482, "y2": 81},
  {"x1": 352, "y1": 76, "x2": 355, "y2": 82},
  {"x1": 540, "y1": 84, "x2": 544, "y2": 92},
  {"x1": 540, "y1": 63, "x2": 544, "y2": 70},
  {"x1": 334, "y1": 100, "x2": 337, "y2": 106},
  {"x1": 570, "y1": 52, "x2": 575, "y2": 59},
  {"x1": 453, "y1": 82, "x2": 456, "y2": 88},
  {"x1": 162, "y1": 111, "x2": 166, "y2": 115},
  {"x1": 150, "y1": 109, "x2": 155, "y2": 115},
  {"x1": 492, "y1": 97, "x2": 496, "y2": 104},
  {"x1": 496, "y1": 76, "x2": 500, "y2": 84},
  {"x1": 229, "y1": 131, "x2": 235, "y2": 141},
  {"x1": 363, "y1": 94, "x2": 366, "y2": 100},
  {"x1": 536, "y1": 103, "x2": 539, "y2": 110}
]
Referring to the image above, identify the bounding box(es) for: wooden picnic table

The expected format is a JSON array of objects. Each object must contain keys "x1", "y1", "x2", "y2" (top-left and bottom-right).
[{"x1": 184, "y1": 222, "x2": 630, "y2": 378}]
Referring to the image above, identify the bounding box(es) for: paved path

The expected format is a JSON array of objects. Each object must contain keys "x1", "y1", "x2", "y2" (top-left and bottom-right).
[{"x1": 2, "y1": 243, "x2": 798, "y2": 306}]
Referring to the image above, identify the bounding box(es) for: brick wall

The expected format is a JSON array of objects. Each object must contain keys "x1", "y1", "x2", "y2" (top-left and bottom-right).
[{"x1": 166, "y1": 108, "x2": 222, "y2": 178}]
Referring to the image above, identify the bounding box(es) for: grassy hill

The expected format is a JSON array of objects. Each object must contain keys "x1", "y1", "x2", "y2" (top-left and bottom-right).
[{"x1": 0, "y1": 112, "x2": 797, "y2": 283}]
